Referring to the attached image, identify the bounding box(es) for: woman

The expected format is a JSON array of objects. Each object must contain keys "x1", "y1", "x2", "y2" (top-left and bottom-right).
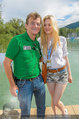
[{"x1": 40, "y1": 15, "x2": 72, "y2": 115}]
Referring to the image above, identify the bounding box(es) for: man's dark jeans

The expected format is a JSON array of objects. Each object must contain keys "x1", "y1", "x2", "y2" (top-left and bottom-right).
[{"x1": 16, "y1": 74, "x2": 46, "y2": 119}]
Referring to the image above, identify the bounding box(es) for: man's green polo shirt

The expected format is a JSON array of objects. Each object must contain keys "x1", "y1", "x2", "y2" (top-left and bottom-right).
[{"x1": 6, "y1": 32, "x2": 42, "y2": 79}]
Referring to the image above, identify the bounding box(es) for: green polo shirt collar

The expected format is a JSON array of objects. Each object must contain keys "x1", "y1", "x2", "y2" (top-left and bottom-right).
[{"x1": 24, "y1": 31, "x2": 37, "y2": 43}]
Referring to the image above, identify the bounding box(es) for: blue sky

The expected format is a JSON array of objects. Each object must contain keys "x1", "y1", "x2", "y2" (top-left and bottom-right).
[{"x1": 0, "y1": 0, "x2": 79, "y2": 27}]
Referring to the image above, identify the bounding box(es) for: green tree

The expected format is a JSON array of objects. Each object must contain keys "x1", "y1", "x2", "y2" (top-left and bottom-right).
[{"x1": 0, "y1": 18, "x2": 26, "y2": 53}]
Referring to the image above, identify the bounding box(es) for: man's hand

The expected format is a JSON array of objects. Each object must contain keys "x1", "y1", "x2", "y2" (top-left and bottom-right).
[
  {"x1": 39, "y1": 57, "x2": 43, "y2": 62},
  {"x1": 10, "y1": 85, "x2": 19, "y2": 97}
]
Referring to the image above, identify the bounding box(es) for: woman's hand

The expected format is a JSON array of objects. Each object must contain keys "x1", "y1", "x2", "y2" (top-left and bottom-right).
[{"x1": 68, "y1": 74, "x2": 72, "y2": 83}]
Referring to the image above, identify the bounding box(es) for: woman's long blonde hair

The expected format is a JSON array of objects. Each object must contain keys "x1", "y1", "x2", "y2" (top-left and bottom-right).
[{"x1": 41, "y1": 15, "x2": 60, "y2": 56}]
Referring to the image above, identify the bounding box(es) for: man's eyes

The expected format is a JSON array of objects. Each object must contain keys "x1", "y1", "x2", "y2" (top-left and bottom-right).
[{"x1": 30, "y1": 22, "x2": 40, "y2": 26}]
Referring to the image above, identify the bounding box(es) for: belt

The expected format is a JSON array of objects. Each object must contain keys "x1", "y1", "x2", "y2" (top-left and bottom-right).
[
  {"x1": 47, "y1": 65, "x2": 66, "y2": 73},
  {"x1": 15, "y1": 74, "x2": 40, "y2": 82}
]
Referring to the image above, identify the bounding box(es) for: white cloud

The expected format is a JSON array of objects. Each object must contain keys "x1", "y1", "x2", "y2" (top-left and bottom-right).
[
  {"x1": 1, "y1": 0, "x2": 79, "y2": 27},
  {"x1": 57, "y1": 1, "x2": 79, "y2": 27}
]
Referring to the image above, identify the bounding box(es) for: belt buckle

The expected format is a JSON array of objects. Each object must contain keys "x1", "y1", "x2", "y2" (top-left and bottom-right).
[
  {"x1": 19, "y1": 79, "x2": 22, "y2": 81},
  {"x1": 29, "y1": 78, "x2": 32, "y2": 81}
]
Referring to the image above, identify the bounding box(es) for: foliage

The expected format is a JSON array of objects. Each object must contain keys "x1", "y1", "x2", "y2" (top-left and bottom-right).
[
  {"x1": 0, "y1": 18, "x2": 26, "y2": 52},
  {"x1": 59, "y1": 27, "x2": 79, "y2": 37}
]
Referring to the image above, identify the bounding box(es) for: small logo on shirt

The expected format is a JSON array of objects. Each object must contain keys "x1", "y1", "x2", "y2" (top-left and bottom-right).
[{"x1": 23, "y1": 46, "x2": 31, "y2": 50}]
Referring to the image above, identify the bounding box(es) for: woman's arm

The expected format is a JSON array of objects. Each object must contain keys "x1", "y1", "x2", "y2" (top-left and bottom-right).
[{"x1": 65, "y1": 56, "x2": 72, "y2": 83}]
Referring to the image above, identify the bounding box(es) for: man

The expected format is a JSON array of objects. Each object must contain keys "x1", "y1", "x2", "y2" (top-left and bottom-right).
[{"x1": 3, "y1": 12, "x2": 45, "y2": 119}]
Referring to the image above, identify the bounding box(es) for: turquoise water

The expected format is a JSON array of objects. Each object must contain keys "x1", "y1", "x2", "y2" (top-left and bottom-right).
[{"x1": 0, "y1": 41, "x2": 79, "y2": 109}]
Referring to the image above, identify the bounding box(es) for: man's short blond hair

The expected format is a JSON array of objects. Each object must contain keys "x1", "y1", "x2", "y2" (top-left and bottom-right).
[{"x1": 26, "y1": 12, "x2": 41, "y2": 24}]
